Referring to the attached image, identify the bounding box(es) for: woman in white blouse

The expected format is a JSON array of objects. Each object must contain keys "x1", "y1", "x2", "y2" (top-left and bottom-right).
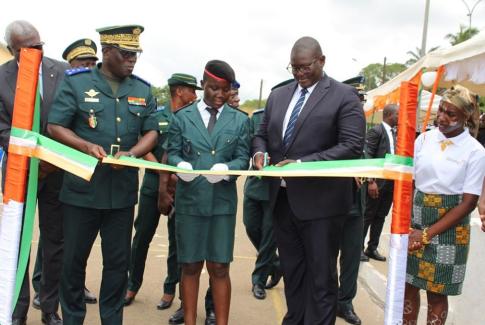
[{"x1": 403, "y1": 85, "x2": 485, "y2": 324}]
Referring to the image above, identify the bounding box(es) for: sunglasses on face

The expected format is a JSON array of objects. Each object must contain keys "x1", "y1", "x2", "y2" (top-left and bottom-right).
[{"x1": 110, "y1": 46, "x2": 141, "y2": 59}]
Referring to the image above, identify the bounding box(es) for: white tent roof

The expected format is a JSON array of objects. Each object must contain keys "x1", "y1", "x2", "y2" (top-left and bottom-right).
[{"x1": 367, "y1": 30, "x2": 485, "y2": 107}]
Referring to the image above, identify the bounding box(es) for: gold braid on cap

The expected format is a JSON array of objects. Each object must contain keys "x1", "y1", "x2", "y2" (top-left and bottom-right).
[
  {"x1": 100, "y1": 33, "x2": 141, "y2": 50},
  {"x1": 441, "y1": 85, "x2": 480, "y2": 137},
  {"x1": 66, "y1": 46, "x2": 96, "y2": 62}
]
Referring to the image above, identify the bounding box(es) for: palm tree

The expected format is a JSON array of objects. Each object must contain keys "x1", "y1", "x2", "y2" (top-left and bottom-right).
[
  {"x1": 405, "y1": 46, "x2": 439, "y2": 66},
  {"x1": 445, "y1": 24, "x2": 479, "y2": 45}
]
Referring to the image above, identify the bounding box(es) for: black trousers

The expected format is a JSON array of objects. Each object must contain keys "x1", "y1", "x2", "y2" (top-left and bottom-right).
[
  {"x1": 363, "y1": 181, "x2": 394, "y2": 251},
  {"x1": 13, "y1": 170, "x2": 64, "y2": 318},
  {"x1": 273, "y1": 188, "x2": 345, "y2": 325},
  {"x1": 243, "y1": 196, "x2": 279, "y2": 286},
  {"x1": 338, "y1": 212, "x2": 363, "y2": 311},
  {"x1": 60, "y1": 204, "x2": 134, "y2": 325}
]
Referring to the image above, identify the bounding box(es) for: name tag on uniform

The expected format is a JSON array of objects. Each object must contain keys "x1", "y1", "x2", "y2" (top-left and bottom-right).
[
  {"x1": 128, "y1": 97, "x2": 146, "y2": 106},
  {"x1": 85, "y1": 98, "x2": 99, "y2": 103}
]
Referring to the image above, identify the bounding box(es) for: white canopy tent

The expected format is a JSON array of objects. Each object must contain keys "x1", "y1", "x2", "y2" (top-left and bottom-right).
[{"x1": 366, "y1": 30, "x2": 485, "y2": 114}]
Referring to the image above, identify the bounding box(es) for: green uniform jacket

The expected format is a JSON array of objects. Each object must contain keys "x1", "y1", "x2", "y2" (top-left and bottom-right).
[
  {"x1": 167, "y1": 101, "x2": 250, "y2": 216},
  {"x1": 48, "y1": 65, "x2": 158, "y2": 209},
  {"x1": 140, "y1": 103, "x2": 173, "y2": 197},
  {"x1": 244, "y1": 109, "x2": 269, "y2": 201}
]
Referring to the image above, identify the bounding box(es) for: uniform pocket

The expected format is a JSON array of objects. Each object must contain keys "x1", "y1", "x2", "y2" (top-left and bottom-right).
[
  {"x1": 218, "y1": 132, "x2": 237, "y2": 152},
  {"x1": 79, "y1": 103, "x2": 105, "y2": 131},
  {"x1": 127, "y1": 105, "x2": 145, "y2": 132}
]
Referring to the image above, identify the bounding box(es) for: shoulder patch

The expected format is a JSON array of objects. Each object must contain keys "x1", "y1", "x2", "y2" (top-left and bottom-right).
[
  {"x1": 132, "y1": 74, "x2": 151, "y2": 87},
  {"x1": 65, "y1": 67, "x2": 91, "y2": 76},
  {"x1": 157, "y1": 105, "x2": 166, "y2": 111},
  {"x1": 231, "y1": 107, "x2": 248, "y2": 116},
  {"x1": 252, "y1": 108, "x2": 265, "y2": 114}
]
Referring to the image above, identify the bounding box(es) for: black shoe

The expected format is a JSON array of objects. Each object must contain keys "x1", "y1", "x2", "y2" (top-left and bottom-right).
[
  {"x1": 252, "y1": 284, "x2": 266, "y2": 300},
  {"x1": 205, "y1": 309, "x2": 216, "y2": 325},
  {"x1": 156, "y1": 298, "x2": 173, "y2": 310},
  {"x1": 360, "y1": 251, "x2": 369, "y2": 262},
  {"x1": 365, "y1": 248, "x2": 387, "y2": 261},
  {"x1": 265, "y1": 269, "x2": 282, "y2": 289},
  {"x1": 337, "y1": 307, "x2": 362, "y2": 325},
  {"x1": 84, "y1": 287, "x2": 97, "y2": 304},
  {"x1": 32, "y1": 292, "x2": 41, "y2": 310},
  {"x1": 11, "y1": 317, "x2": 27, "y2": 325},
  {"x1": 168, "y1": 306, "x2": 184, "y2": 325},
  {"x1": 41, "y1": 312, "x2": 63, "y2": 325}
]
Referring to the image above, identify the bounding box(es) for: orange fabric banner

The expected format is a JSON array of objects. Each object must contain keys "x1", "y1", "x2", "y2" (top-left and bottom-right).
[
  {"x1": 391, "y1": 81, "x2": 417, "y2": 234},
  {"x1": 3, "y1": 49, "x2": 41, "y2": 203},
  {"x1": 421, "y1": 66, "x2": 445, "y2": 132}
]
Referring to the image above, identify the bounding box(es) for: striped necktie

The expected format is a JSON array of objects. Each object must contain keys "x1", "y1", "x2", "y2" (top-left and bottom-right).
[{"x1": 283, "y1": 88, "x2": 308, "y2": 149}]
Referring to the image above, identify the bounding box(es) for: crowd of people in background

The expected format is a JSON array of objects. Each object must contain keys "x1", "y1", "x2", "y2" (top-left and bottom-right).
[{"x1": 1, "y1": 19, "x2": 485, "y2": 325}]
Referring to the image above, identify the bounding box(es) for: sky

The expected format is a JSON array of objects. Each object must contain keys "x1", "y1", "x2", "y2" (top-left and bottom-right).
[{"x1": 1, "y1": 0, "x2": 485, "y2": 102}]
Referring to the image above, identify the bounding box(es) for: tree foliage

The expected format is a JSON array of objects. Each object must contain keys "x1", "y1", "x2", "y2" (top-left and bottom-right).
[
  {"x1": 405, "y1": 46, "x2": 439, "y2": 66},
  {"x1": 151, "y1": 85, "x2": 170, "y2": 106},
  {"x1": 360, "y1": 63, "x2": 407, "y2": 90},
  {"x1": 445, "y1": 24, "x2": 480, "y2": 45},
  {"x1": 240, "y1": 99, "x2": 267, "y2": 113}
]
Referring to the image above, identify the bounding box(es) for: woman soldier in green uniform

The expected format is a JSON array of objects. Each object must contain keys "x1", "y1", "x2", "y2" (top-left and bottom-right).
[{"x1": 167, "y1": 60, "x2": 250, "y2": 325}]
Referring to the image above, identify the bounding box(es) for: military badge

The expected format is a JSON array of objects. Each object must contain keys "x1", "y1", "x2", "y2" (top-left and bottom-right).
[{"x1": 88, "y1": 109, "x2": 97, "y2": 128}]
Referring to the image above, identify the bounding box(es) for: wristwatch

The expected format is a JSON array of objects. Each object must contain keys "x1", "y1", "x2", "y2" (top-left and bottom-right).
[{"x1": 127, "y1": 151, "x2": 136, "y2": 158}]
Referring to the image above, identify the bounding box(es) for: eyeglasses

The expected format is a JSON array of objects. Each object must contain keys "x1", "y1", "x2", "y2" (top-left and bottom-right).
[
  {"x1": 111, "y1": 46, "x2": 141, "y2": 59},
  {"x1": 28, "y1": 42, "x2": 44, "y2": 50},
  {"x1": 10, "y1": 41, "x2": 44, "y2": 54},
  {"x1": 286, "y1": 59, "x2": 317, "y2": 74}
]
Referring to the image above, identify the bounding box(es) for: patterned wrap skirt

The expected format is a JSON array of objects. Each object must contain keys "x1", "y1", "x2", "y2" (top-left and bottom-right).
[{"x1": 406, "y1": 190, "x2": 471, "y2": 296}]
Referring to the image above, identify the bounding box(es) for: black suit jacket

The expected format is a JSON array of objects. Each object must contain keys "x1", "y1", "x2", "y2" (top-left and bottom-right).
[
  {"x1": 365, "y1": 123, "x2": 394, "y2": 189},
  {"x1": 253, "y1": 75, "x2": 366, "y2": 220},
  {"x1": 365, "y1": 123, "x2": 392, "y2": 159},
  {"x1": 0, "y1": 57, "x2": 69, "y2": 148}
]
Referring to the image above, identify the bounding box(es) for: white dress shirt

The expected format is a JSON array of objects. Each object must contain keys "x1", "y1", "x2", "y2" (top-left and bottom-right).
[
  {"x1": 281, "y1": 82, "x2": 318, "y2": 138},
  {"x1": 197, "y1": 100, "x2": 224, "y2": 128},
  {"x1": 414, "y1": 128, "x2": 485, "y2": 195},
  {"x1": 382, "y1": 121, "x2": 395, "y2": 155}
]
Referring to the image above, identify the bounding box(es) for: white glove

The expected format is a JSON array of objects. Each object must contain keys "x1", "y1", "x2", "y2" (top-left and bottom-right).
[
  {"x1": 176, "y1": 161, "x2": 198, "y2": 182},
  {"x1": 204, "y1": 163, "x2": 229, "y2": 184}
]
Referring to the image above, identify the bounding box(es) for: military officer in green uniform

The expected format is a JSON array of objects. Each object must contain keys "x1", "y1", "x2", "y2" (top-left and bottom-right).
[
  {"x1": 62, "y1": 38, "x2": 99, "y2": 68},
  {"x1": 47, "y1": 25, "x2": 158, "y2": 325},
  {"x1": 242, "y1": 107, "x2": 280, "y2": 301},
  {"x1": 167, "y1": 60, "x2": 250, "y2": 325},
  {"x1": 123, "y1": 73, "x2": 200, "y2": 312}
]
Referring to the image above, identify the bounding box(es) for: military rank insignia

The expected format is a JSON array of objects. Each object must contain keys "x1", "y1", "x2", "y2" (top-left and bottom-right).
[
  {"x1": 128, "y1": 97, "x2": 146, "y2": 106},
  {"x1": 88, "y1": 109, "x2": 97, "y2": 128}
]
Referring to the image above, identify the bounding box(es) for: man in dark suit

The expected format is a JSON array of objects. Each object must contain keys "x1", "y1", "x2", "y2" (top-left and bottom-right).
[
  {"x1": 0, "y1": 20, "x2": 69, "y2": 325},
  {"x1": 362, "y1": 104, "x2": 398, "y2": 262},
  {"x1": 253, "y1": 37, "x2": 365, "y2": 325}
]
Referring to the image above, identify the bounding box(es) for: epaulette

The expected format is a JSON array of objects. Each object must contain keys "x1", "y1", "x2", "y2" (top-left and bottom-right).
[
  {"x1": 252, "y1": 108, "x2": 265, "y2": 114},
  {"x1": 230, "y1": 106, "x2": 248, "y2": 116},
  {"x1": 65, "y1": 67, "x2": 90, "y2": 76},
  {"x1": 132, "y1": 74, "x2": 151, "y2": 87},
  {"x1": 271, "y1": 78, "x2": 294, "y2": 91}
]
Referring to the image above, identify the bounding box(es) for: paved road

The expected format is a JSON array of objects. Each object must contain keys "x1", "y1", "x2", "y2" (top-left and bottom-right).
[{"x1": 19, "y1": 176, "x2": 386, "y2": 324}]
